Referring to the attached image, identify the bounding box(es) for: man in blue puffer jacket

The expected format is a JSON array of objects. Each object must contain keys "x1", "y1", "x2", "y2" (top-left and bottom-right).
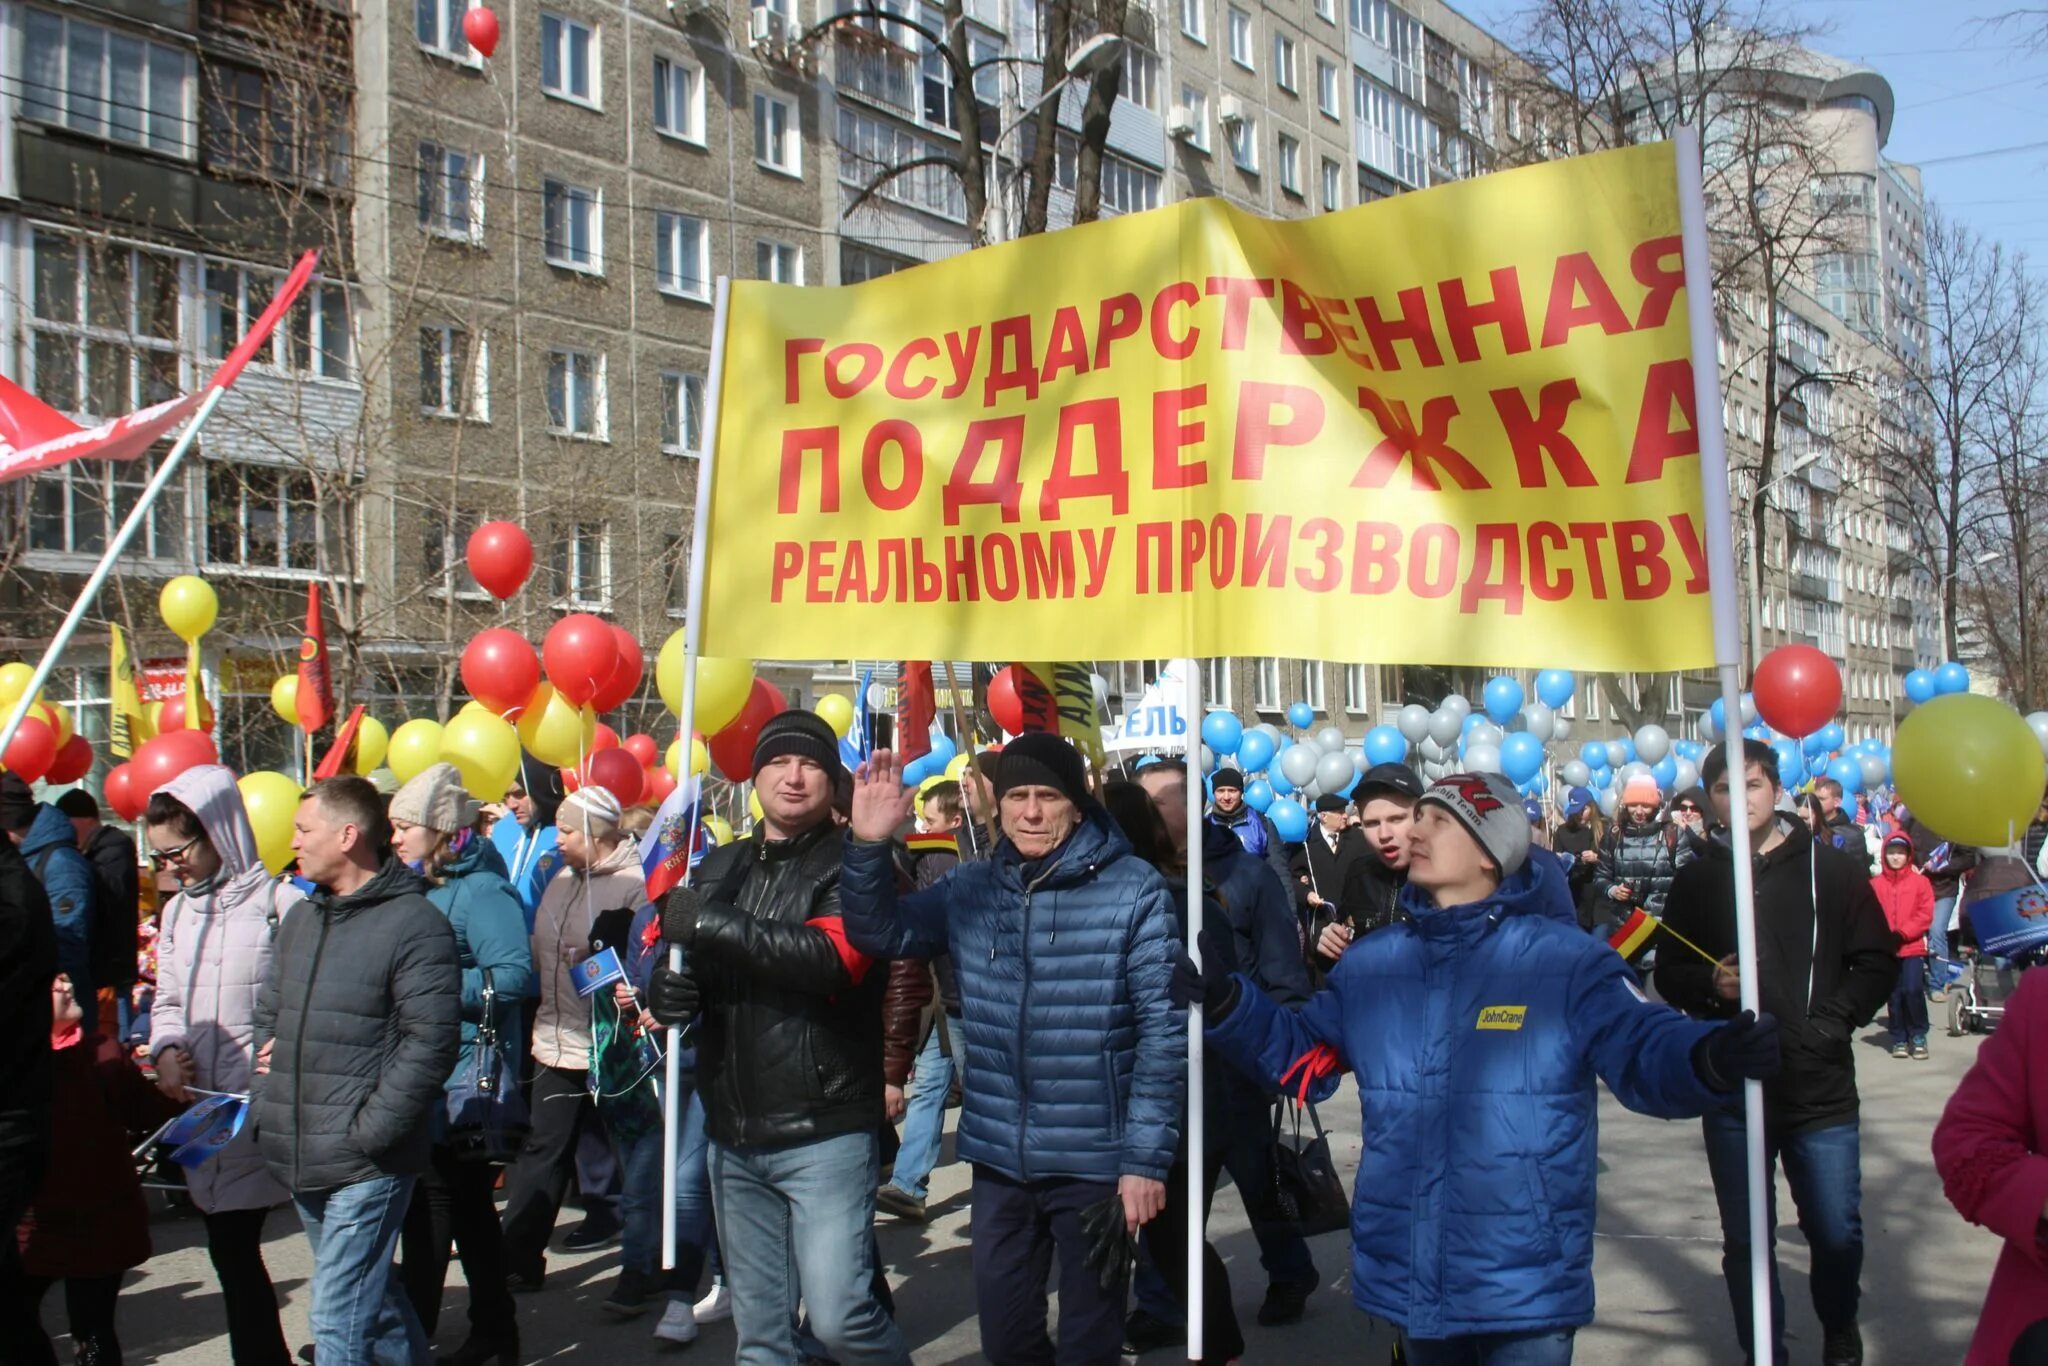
[
  {"x1": 1182, "y1": 771, "x2": 1782, "y2": 1366},
  {"x1": 841, "y1": 732, "x2": 1183, "y2": 1366}
]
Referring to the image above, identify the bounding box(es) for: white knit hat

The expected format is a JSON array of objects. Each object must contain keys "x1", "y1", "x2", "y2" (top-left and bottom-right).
[
  {"x1": 389, "y1": 763, "x2": 482, "y2": 834},
  {"x1": 559, "y1": 783, "x2": 623, "y2": 837}
]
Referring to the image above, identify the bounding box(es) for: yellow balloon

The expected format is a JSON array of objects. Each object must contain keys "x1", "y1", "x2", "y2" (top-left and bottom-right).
[
  {"x1": 237, "y1": 771, "x2": 303, "y2": 875},
  {"x1": 160, "y1": 575, "x2": 219, "y2": 643},
  {"x1": 666, "y1": 735, "x2": 710, "y2": 778},
  {"x1": 270, "y1": 675, "x2": 300, "y2": 725},
  {"x1": 748, "y1": 789, "x2": 764, "y2": 824},
  {"x1": 918, "y1": 774, "x2": 946, "y2": 798},
  {"x1": 352, "y1": 717, "x2": 390, "y2": 776},
  {"x1": 1894, "y1": 694, "x2": 2046, "y2": 847},
  {"x1": 517, "y1": 683, "x2": 596, "y2": 768},
  {"x1": 945, "y1": 752, "x2": 971, "y2": 782},
  {"x1": 703, "y1": 814, "x2": 734, "y2": 846},
  {"x1": 441, "y1": 709, "x2": 520, "y2": 802},
  {"x1": 0, "y1": 661, "x2": 35, "y2": 707},
  {"x1": 387, "y1": 719, "x2": 445, "y2": 784},
  {"x1": 655, "y1": 634, "x2": 756, "y2": 733},
  {"x1": 816, "y1": 693, "x2": 855, "y2": 738}
]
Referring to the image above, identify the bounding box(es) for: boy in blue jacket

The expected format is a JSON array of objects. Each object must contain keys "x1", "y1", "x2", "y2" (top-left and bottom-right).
[{"x1": 1180, "y1": 771, "x2": 1781, "y2": 1366}]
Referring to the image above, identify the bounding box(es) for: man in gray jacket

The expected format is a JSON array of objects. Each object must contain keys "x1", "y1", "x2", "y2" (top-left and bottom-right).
[{"x1": 254, "y1": 775, "x2": 459, "y2": 1364}]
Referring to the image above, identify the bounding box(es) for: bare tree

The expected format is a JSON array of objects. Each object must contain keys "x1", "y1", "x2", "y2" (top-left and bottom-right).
[{"x1": 1960, "y1": 279, "x2": 2048, "y2": 705}]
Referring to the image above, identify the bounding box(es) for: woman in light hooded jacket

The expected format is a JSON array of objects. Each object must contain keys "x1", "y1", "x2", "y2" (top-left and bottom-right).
[{"x1": 144, "y1": 765, "x2": 302, "y2": 1366}]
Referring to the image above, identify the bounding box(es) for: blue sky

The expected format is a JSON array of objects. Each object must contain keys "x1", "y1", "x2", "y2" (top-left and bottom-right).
[{"x1": 1451, "y1": 0, "x2": 2048, "y2": 257}]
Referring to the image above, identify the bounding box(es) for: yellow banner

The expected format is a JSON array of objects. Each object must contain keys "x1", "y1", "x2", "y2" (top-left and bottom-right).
[
  {"x1": 703, "y1": 142, "x2": 1713, "y2": 669},
  {"x1": 108, "y1": 625, "x2": 149, "y2": 757}
]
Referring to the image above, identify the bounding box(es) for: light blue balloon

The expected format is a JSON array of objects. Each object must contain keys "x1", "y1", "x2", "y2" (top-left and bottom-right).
[
  {"x1": 902, "y1": 755, "x2": 932, "y2": 786},
  {"x1": 1535, "y1": 669, "x2": 1576, "y2": 710},
  {"x1": 1771, "y1": 739, "x2": 1803, "y2": 783},
  {"x1": 925, "y1": 732, "x2": 957, "y2": 767},
  {"x1": 1580, "y1": 740, "x2": 1609, "y2": 769},
  {"x1": 1827, "y1": 756, "x2": 1864, "y2": 794},
  {"x1": 1243, "y1": 778, "x2": 1276, "y2": 812},
  {"x1": 1592, "y1": 767, "x2": 1614, "y2": 790},
  {"x1": 1483, "y1": 676, "x2": 1525, "y2": 724},
  {"x1": 1267, "y1": 762, "x2": 1295, "y2": 797},
  {"x1": 1528, "y1": 771, "x2": 1548, "y2": 795},
  {"x1": 1236, "y1": 730, "x2": 1277, "y2": 774},
  {"x1": 1904, "y1": 669, "x2": 1937, "y2": 704},
  {"x1": 1802, "y1": 730, "x2": 1831, "y2": 755},
  {"x1": 1200, "y1": 710, "x2": 1243, "y2": 756},
  {"x1": 1652, "y1": 755, "x2": 1678, "y2": 791},
  {"x1": 1268, "y1": 797, "x2": 1310, "y2": 843},
  {"x1": 1462, "y1": 712, "x2": 1486, "y2": 739},
  {"x1": 1819, "y1": 722, "x2": 1846, "y2": 753},
  {"x1": 1500, "y1": 732, "x2": 1545, "y2": 785},
  {"x1": 1935, "y1": 661, "x2": 1970, "y2": 695},
  {"x1": 1363, "y1": 726, "x2": 1408, "y2": 766},
  {"x1": 1287, "y1": 702, "x2": 1315, "y2": 729}
]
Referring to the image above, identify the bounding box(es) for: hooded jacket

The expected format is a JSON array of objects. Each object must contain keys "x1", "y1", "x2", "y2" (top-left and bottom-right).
[
  {"x1": 1206, "y1": 826, "x2": 1311, "y2": 1006},
  {"x1": 1871, "y1": 833, "x2": 1935, "y2": 959},
  {"x1": 530, "y1": 835, "x2": 645, "y2": 1071},
  {"x1": 840, "y1": 808, "x2": 1184, "y2": 1183},
  {"x1": 251, "y1": 857, "x2": 461, "y2": 1193},
  {"x1": 1205, "y1": 854, "x2": 1723, "y2": 1339},
  {"x1": 148, "y1": 765, "x2": 301, "y2": 1213},
  {"x1": 1591, "y1": 817, "x2": 1684, "y2": 917},
  {"x1": 19, "y1": 803, "x2": 97, "y2": 1000},
  {"x1": 424, "y1": 832, "x2": 534, "y2": 1101},
  {"x1": 490, "y1": 753, "x2": 566, "y2": 928},
  {"x1": 1656, "y1": 819, "x2": 1899, "y2": 1135},
  {"x1": 1211, "y1": 801, "x2": 1292, "y2": 886}
]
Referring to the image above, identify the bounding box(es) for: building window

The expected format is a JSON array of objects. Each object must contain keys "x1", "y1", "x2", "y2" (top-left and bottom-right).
[
  {"x1": 553, "y1": 523, "x2": 612, "y2": 609},
  {"x1": 1321, "y1": 156, "x2": 1342, "y2": 211},
  {"x1": 424, "y1": 512, "x2": 486, "y2": 596},
  {"x1": 1272, "y1": 32, "x2": 1297, "y2": 91},
  {"x1": 756, "y1": 240, "x2": 803, "y2": 284},
  {"x1": 1227, "y1": 114, "x2": 1259, "y2": 172},
  {"x1": 204, "y1": 462, "x2": 329, "y2": 573},
  {"x1": 539, "y1": 12, "x2": 599, "y2": 106},
  {"x1": 1302, "y1": 661, "x2": 1325, "y2": 712},
  {"x1": 417, "y1": 142, "x2": 485, "y2": 242},
  {"x1": 203, "y1": 67, "x2": 351, "y2": 187},
  {"x1": 661, "y1": 371, "x2": 705, "y2": 455},
  {"x1": 1121, "y1": 44, "x2": 1160, "y2": 112},
  {"x1": 29, "y1": 231, "x2": 183, "y2": 420},
  {"x1": 1203, "y1": 658, "x2": 1232, "y2": 710},
  {"x1": 1344, "y1": 663, "x2": 1367, "y2": 713},
  {"x1": 419, "y1": 325, "x2": 487, "y2": 419},
  {"x1": 1278, "y1": 133, "x2": 1302, "y2": 194},
  {"x1": 1387, "y1": 4, "x2": 1423, "y2": 100},
  {"x1": 1226, "y1": 7, "x2": 1254, "y2": 67},
  {"x1": 837, "y1": 107, "x2": 966, "y2": 221},
  {"x1": 29, "y1": 457, "x2": 182, "y2": 560},
  {"x1": 1314, "y1": 0, "x2": 1334, "y2": 20},
  {"x1": 1053, "y1": 135, "x2": 1160, "y2": 214},
  {"x1": 1179, "y1": 85, "x2": 1211, "y2": 151},
  {"x1": 1180, "y1": 0, "x2": 1206, "y2": 44},
  {"x1": 22, "y1": 10, "x2": 195, "y2": 159},
  {"x1": 1254, "y1": 658, "x2": 1281, "y2": 711},
  {"x1": 841, "y1": 244, "x2": 912, "y2": 283},
  {"x1": 655, "y1": 211, "x2": 710, "y2": 299},
  {"x1": 1349, "y1": 0, "x2": 1388, "y2": 44},
  {"x1": 754, "y1": 93, "x2": 801, "y2": 175},
  {"x1": 663, "y1": 534, "x2": 691, "y2": 616},
  {"x1": 652, "y1": 55, "x2": 704, "y2": 142},
  {"x1": 1316, "y1": 58, "x2": 1340, "y2": 118},
  {"x1": 545, "y1": 349, "x2": 606, "y2": 438},
  {"x1": 541, "y1": 178, "x2": 602, "y2": 271},
  {"x1": 202, "y1": 265, "x2": 352, "y2": 381},
  {"x1": 417, "y1": 0, "x2": 480, "y2": 60}
]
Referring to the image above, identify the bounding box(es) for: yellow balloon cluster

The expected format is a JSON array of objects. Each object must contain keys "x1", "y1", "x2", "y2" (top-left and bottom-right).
[
  {"x1": 387, "y1": 719, "x2": 445, "y2": 784},
  {"x1": 442, "y1": 705, "x2": 521, "y2": 801},
  {"x1": 666, "y1": 735, "x2": 710, "y2": 779},
  {"x1": 1894, "y1": 694, "x2": 2047, "y2": 847},
  {"x1": 237, "y1": 771, "x2": 303, "y2": 874},
  {"x1": 703, "y1": 814, "x2": 734, "y2": 846},
  {"x1": 654, "y1": 634, "x2": 755, "y2": 733},
  {"x1": 517, "y1": 683, "x2": 595, "y2": 767},
  {"x1": 0, "y1": 661, "x2": 41, "y2": 713}
]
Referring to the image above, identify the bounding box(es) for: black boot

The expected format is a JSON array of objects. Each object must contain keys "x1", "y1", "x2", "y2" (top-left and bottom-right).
[{"x1": 436, "y1": 1331, "x2": 520, "y2": 1366}]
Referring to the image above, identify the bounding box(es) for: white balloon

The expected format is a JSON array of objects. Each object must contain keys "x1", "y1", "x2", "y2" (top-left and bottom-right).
[
  {"x1": 1316, "y1": 749, "x2": 1355, "y2": 793},
  {"x1": 1280, "y1": 744, "x2": 1321, "y2": 787},
  {"x1": 1397, "y1": 704, "x2": 1432, "y2": 743},
  {"x1": 1859, "y1": 754, "x2": 1888, "y2": 789},
  {"x1": 1315, "y1": 725, "x2": 1348, "y2": 753},
  {"x1": 1441, "y1": 693, "x2": 1472, "y2": 718},
  {"x1": 2028, "y1": 711, "x2": 2048, "y2": 758},
  {"x1": 1464, "y1": 741, "x2": 1502, "y2": 773},
  {"x1": 1561, "y1": 759, "x2": 1592, "y2": 788},
  {"x1": 1553, "y1": 718, "x2": 1572, "y2": 742},
  {"x1": 1420, "y1": 737, "x2": 1446, "y2": 762},
  {"x1": 1633, "y1": 724, "x2": 1671, "y2": 765},
  {"x1": 1740, "y1": 695, "x2": 1759, "y2": 726},
  {"x1": 1091, "y1": 673, "x2": 1112, "y2": 716},
  {"x1": 1469, "y1": 722, "x2": 1504, "y2": 749},
  {"x1": 1522, "y1": 703, "x2": 1556, "y2": 744},
  {"x1": 1673, "y1": 758, "x2": 1699, "y2": 793},
  {"x1": 1616, "y1": 761, "x2": 1652, "y2": 792},
  {"x1": 1253, "y1": 722, "x2": 1285, "y2": 747},
  {"x1": 1597, "y1": 789, "x2": 1618, "y2": 817},
  {"x1": 1199, "y1": 743, "x2": 1215, "y2": 772},
  {"x1": 1604, "y1": 741, "x2": 1628, "y2": 770},
  {"x1": 1428, "y1": 709, "x2": 1463, "y2": 747},
  {"x1": 1700, "y1": 710, "x2": 1723, "y2": 743}
]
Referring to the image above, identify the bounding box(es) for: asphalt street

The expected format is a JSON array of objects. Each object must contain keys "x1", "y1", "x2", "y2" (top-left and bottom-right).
[{"x1": 104, "y1": 1022, "x2": 2001, "y2": 1364}]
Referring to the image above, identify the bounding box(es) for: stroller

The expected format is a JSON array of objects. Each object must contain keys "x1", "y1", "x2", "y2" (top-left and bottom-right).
[{"x1": 1946, "y1": 947, "x2": 2023, "y2": 1037}]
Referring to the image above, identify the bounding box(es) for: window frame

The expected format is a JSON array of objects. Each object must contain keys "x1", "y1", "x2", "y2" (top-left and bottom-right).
[
  {"x1": 756, "y1": 239, "x2": 804, "y2": 285},
  {"x1": 1253, "y1": 658, "x2": 1281, "y2": 712},
  {"x1": 1320, "y1": 156, "x2": 1342, "y2": 211},
  {"x1": 651, "y1": 53, "x2": 706, "y2": 144},
  {"x1": 1272, "y1": 31, "x2": 1297, "y2": 92},
  {"x1": 1180, "y1": 0, "x2": 1207, "y2": 45},
  {"x1": 660, "y1": 369, "x2": 706, "y2": 456},
  {"x1": 416, "y1": 0, "x2": 484, "y2": 64},
  {"x1": 416, "y1": 140, "x2": 486, "y2": 243},
  {"x1": 1344, "y1": 663, "x2": 1368, "y2": 714},
  {"x1": 1226, "y1": 6, "x2": 1254, "y2": 69},
  {"x1": 544, "y1": 347, "x2": 608, "y2": 439},
  {"x1": 1179, "y1": 84, "x2": 1211, "y2": 152},
  {"x1": 202, "y1": 459, "x2": 333, "y2": 577},
  {"x1": 654, "y1": 210, "x2": 711, "y2": 301},
  {"x1": 1316, "y1": 57, "x2": 1340, "y2": 119},
  {"x1": 21, "y1": 9, "x2": 198, "y2": 160},
  {"x1": 554, "y1": 521, "x2": 614, "y2": 610},
  {"x1": 1227, "y1": 112, "x2": 1259, "y2": 173},
  {"x1": 418, "y1": 323, "x2": 489, "y2": 421},
  {"x1": 541, "y1": 177, "x2": 604, "y2": 273},
  {"x1": 539, "y1": 11, "x2": 601, "y2": 108},
  {"x1": 1302, "y1": 660, "x2": 1325, "y2": 712},
  {"x1": 1277, "y1": 132, "x2": 1302, "y2": 195},
  {"x1": 753, "y1": 91, "x2": 802, "y2": 177}
]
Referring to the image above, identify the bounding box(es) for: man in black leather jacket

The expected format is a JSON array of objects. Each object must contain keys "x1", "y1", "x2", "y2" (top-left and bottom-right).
[{"x1": 648, "y1": 711, "x2": 910, "y2": 1365}]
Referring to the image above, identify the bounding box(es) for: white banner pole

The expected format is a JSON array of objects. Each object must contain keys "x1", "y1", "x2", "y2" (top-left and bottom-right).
[
  {"x1": 1183, "y1": 660, "x2": 1205, "y2": 1361},
  {"x1": 1675, "y1": 126, "x2": 1773, "y2": 1361},
  {"x1": 663, "y1": 274, "x2": 731, "y2": 1271}
]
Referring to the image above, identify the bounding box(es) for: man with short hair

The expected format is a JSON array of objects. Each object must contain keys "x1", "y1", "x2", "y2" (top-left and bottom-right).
[
  {"x1": 841, "y1": 733, "x2": 1181, "y2": 1366},
  {"x1": 489, "y1": 755, "x2": 565, "y2": 925},
  {"x1": 2, "y1": 773, "x2": 97, "y2": 1004},
  {"x1": 1318, "y1": 763, "x2": 1422, "y2": 964},
  {"x1": 1811, "y1": 778, "x2": 1874, "y2": 873},
  {"x1": 1294, "y1": 793, "x2": 1370, "y2": 926},
  {"x1": 253, "y1": 775, "x2": 461, "y2": 1363},
  {"x1": 1657, "y1": 741, "x2": 1899, "y2": 1366},
  {"x1": 1207, "y1": 767, "x2": 1291, "y2": 883},
  {"x1": 646, "y1": 711, "x2": 910, "y2": 1364}
]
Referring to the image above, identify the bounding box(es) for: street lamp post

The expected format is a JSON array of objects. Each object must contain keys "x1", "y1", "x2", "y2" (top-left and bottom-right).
[{"x1": 984, "y1": 32, "x2": 1124, "y2": 244}]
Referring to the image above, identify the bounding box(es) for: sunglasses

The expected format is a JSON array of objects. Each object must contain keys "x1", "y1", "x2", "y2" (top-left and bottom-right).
[
  {"x1": 1674, "y1": 803, "x2": 1702, "y2": 814},
  {"x1": 148, "y1": 835, "x2": 203, "y2": 866}
]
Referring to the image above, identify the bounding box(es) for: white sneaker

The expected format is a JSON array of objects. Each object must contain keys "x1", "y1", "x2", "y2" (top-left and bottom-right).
[
  {"x1": 654, "y1": 1299, "x2": 700, "y2": 1345},
  {"x1": 692, "y1": 1280, "x2": 731, "y2": 1323}
]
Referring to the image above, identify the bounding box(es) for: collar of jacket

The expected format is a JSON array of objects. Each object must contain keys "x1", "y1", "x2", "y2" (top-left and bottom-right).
[
  {"x1": 1399, "y1": 853, "x2": 1575, "y2": 944},
  {"x1": 750, "y1": 819, "x2": 835, "y2": 865},
  {"x1": 1706, "y1": 815, "x2": 1811, "y2": 871},
  {"x1": 313, "y1": 855, "x2": 428, "y2": 918},
  {"x1": 992, "y1": 807, "x2": 1131, "y2": 890}
]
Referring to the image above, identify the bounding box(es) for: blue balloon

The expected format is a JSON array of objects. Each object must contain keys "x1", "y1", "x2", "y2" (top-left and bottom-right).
[
  {"x1": 1935, "y1": 661, "x2": 1970, "y2": 696},
  {"x1": 1826, "y1": 757, "x2": 1864, "y2": 793},
  {"x1": 1287, "y1": 702, "x2": 1315, "y2": 729},
  {"x1": 1363, "y1": 725, "x2": 1408, "y2": 766},
  {"x1": 1819, "y1": 722, "x2": 1846, "y2": 753},
  {"x1": 1652, "y1": 755, "x2": 1678, "y2": 791},
  {"x1": 1619, "y1": 739, "x2": 1637, "y2": 764},
  {"x1": 1592, "y1": 767, "x2": 1614, "y2": 789},
  {"x1": 1802, "y1": 730, "x2": 1831, "y2": 756},
  {"x1": 1904, "y1": 669, "x2": 1937, "y2": 704},
  {"x1": 925, "y1": 732, "x2": 957, "y2": 767},
  {"x1": 1580, "y1": 740, "x2": 1609, "y2": 769},
  {"x1": 1535, "y1": 669, "x2": 1576, "y2": 710},
  {"x1": 1243, "y1": 778, "x2": 1276, "y2": 812},
  {"x1": 1236, "y1": 730, "x2": 1276, "y2": 774},
  {"x1": 1463, "y1": 712, "x2": 1486, "y2": 738},
  {"x1": 1528, "y1": 772, "x2": 1548, "y2": 795},
  {"x1": 1483, "y1": 676, "x2": 1525, "y2": 724},
  {"x1": 1267, "y1": 762, "x2": 1295, "y2": 797},
  {"x1": 1709, "y1": 697, "x2": 1727, "y2": 734},
  {"x1": 1500, "y1": 732, "x2": 1545, "y2": 785},
  {"x1": 1268, "y1": 797, "x2": 1311, "y2": 843},
  {"x1": 1200, "y1": 710, "x2": 1243, "y2": 756},
  {"x1": 1771, "y1": 739, "x2": 1803, "y2": 783},
  {"x1": 902, "y1": 755, "x2": 932, "y2": 786}
]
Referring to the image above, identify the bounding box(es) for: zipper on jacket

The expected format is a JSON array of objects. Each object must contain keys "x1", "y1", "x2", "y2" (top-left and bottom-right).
[
  {"x1": 1016, "y1": 888, "x2": 1033, "y2": 1178},
  {"x1": 292, "y1": 909, "x2": 334, "y2": 1190}
]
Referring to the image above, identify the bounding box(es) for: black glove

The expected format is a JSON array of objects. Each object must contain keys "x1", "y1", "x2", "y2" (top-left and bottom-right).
[
  {"x1": 661, "y1": 884, "x2": 704, "y2": 946},
  {"x1": 1693, "y1": 1009, "x2": 1782, "y2": 1091},
  {"x1": 1169, "y1": 930, "x2": 1241, "y2": 1023},
  {"x1": 1077, "y1": 1192, "x2": 1137, "y2": 1294},
  {"x1": 647, "y1": 962, "x2": 701, "y2": 1026}
]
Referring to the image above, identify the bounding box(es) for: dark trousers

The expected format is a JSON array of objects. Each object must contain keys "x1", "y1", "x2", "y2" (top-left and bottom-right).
[
  {"x1": 969, "y1": 1166, "x2": 1125, "y2": 1366},
  {"x1": 400, "y1": 1146, "x2": 517, "y2": 1340},
  {"x1": 1140, "y1": 1147, "x2": 1243, "y2": 1363},
  {"x1": 572, "y1": 1118, "x2": 620, "y2": 1228},
  {"x1": 203, "y1": 1207, "x2": 293, "y2": 1365},
  {"x1": 1222, "y1": 1108, "x2": 1318, "y2": 1288},
  {"x1": 501, "y1": 1063, "x2": 602, "y2": 1276},
  {"x1": 20, "y1": 1273, "x2": 122, "y2": 1365},
  {"x1": 1887, "y1": 957, "x2": 1929, "y2": 1046}
]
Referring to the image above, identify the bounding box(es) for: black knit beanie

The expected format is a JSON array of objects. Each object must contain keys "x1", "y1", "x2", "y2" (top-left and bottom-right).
[
  {"x1": 995, "y1": 733, "x2": 1091, "y2": 808},
  {"x1": 753, "y1": 710, "x2": 842, "y2": 778}
]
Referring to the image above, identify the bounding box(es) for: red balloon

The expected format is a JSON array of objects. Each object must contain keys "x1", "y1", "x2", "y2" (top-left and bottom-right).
[
  {"x1": 157, "y1": 690, "x2": 214, "y2": 733},
  {"x1": 559, "y1": 766, "x2": 580, "y2": 794},
  {"x1": 103, "y1": 763, "x2": 142, "y2": 822},
  {"x1": 3, "y1": 717, "x2": 57, "y2": 783},
  {"x1": 708, "y1": 679, "x2": 789, "y2": 780},
  {"x1": 591, "y1": 723, "x2": 620, "y2": 753},
  {"x1": 462, "y1": 629, "x2": 541, "y2": 715},
  {"x1": 462, "y1": 5, "x2": 500, "y2": 57},
  {"x1": 1752, "y1": 644, "x2": 1843, "y2": 739},
  {"x1": 132, "y1": 730, "x2": 218, "y2": 795},
  {"x1": 643, "y1": 765, "x2": 677, "y2": 806},
  {"x1": 466, "y1": 521, "x2": 533, "y2": 600},
  {"x1": 583, "y1": 749, "x2": 645, "y2": 807},
  {"x1": 590, "y1": 626, "x2": 646, "y2": 713},
  {"x1": 623, "y1": 734, "x2": 658, "y2": 767},
  {"x1": 987, "y1": 665, "x2": 1058, "y2": 736},
  {"x1": 46, "y1": 734, "x2": 94, "y2": 785},
  {"x1": 542, "y1": 614, "x2": 620, "y2": 707}
]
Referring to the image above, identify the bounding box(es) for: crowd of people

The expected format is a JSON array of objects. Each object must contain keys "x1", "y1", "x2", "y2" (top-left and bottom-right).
[{"x1": 0, "y1": 715, "x2": 2044, "y2": 1366}]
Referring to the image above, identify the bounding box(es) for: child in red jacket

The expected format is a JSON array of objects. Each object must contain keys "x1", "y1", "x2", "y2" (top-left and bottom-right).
[{"x1": 1872, "y1": 831, "x2": 1936, "y2": 1059}]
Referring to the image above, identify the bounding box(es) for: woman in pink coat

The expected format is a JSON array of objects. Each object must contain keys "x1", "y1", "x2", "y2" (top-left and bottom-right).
[{"x1": 1933, "y1": 966, "x2": 2048, "y2": 1365}]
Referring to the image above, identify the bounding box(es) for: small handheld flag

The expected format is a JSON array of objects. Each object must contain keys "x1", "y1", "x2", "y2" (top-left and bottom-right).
[
  {"x1": 574, "y1": 946, "x2": 627, "y2": 998},
  {"x1": 1609, "y1": 908, "x2": 1657, "y2": 960}
]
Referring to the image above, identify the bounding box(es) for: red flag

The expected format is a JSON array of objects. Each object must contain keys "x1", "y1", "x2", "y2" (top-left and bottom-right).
[
  {"x1": 297, "y1": 581, "x2": 334, "y2": 733},
  {"x1": 313, "y1": 705, "x2": 365, "y2": 781},
  {"x1": 898, "y1": 662, "x2": 935, "y2": 763}
]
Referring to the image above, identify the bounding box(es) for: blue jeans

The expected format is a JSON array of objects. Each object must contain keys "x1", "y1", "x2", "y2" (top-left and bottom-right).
[
  {"x1": 708, "y1": 1129, "x2": 908, "y2": 1365},
  {"x1": 1927, "y1": 895, "x2": 1955, "y2": 985},
  {"x1": 891, "y1": 1013, "x2": 965, "y2": 1200},
  {"x1": 1886, "y1": 958, "x2": 1929, "y2": 1047},
  {"x1": 1700, "y1": 1110, "x2": 1864, "y2": 1366},
  {"x1": 619, "y1": 1086, "x2": 713, "y2": 1296},
  {"x1": 295, "y1": 1174, "x2": 426, "y2": 1366},
  {"x1": 1399, "y1": 1329, "x2": 1576, "y2": 1365}
]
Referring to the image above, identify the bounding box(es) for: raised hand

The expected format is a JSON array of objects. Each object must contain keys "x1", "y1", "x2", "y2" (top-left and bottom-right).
[{"x1": 851, "y1": 749, "x2": 918, "y2": 842}]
